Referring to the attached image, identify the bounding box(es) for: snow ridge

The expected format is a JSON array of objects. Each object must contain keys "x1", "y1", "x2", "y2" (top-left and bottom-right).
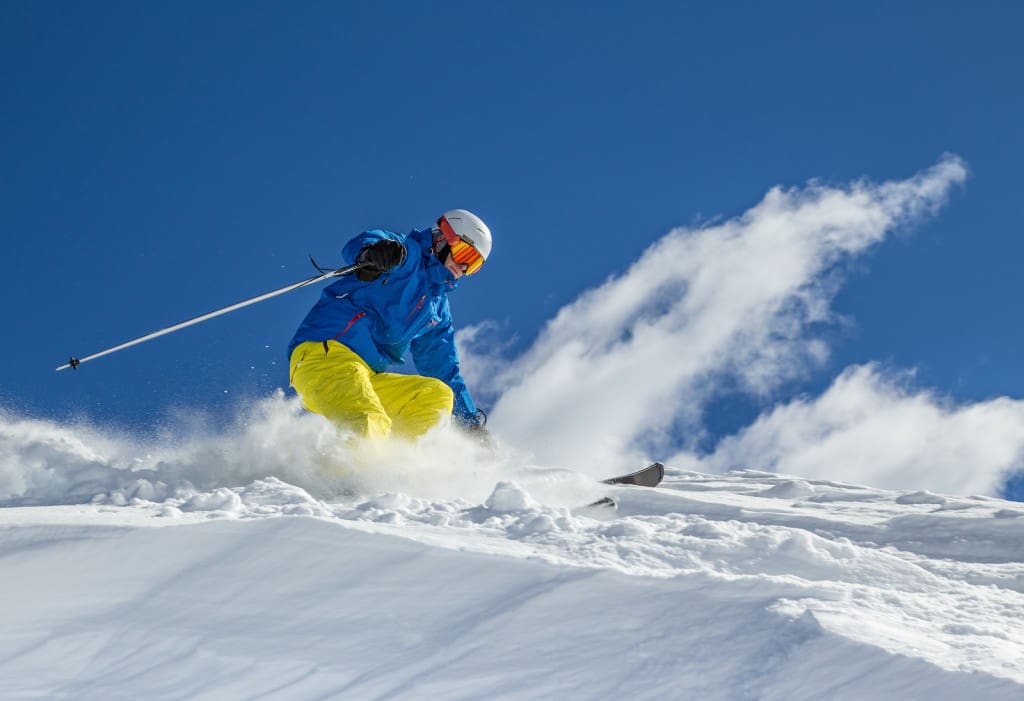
[{"x1": 1, "y1": 403, "x2": 1023, "y2": 699}]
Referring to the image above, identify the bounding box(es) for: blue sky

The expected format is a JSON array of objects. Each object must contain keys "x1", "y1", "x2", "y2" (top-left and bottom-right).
[{"x1": 3, "y1": 2, "x2": 1023, "y2": 497}]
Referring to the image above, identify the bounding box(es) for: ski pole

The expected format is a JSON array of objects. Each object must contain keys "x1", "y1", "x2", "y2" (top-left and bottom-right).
[{"x1": 56, "y1": 261, "x2": 367, "y2": 372}]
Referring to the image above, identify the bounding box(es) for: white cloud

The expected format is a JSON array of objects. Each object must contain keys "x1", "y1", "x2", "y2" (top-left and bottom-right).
[
  {"x1": 699, "y1": 364, "x2": 1024, "y2": 495},
  {"x1": 470, "y1": 156, "x2": 972, "y2": 478}
]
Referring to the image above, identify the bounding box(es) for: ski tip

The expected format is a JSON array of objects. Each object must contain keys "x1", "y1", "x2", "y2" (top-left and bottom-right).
[
  {"x1": 602, "y1": 462, "x2": 666, "y2": 488},
  {"x1": 578, "y1": 496, "x2": 617, "y2": 512}
]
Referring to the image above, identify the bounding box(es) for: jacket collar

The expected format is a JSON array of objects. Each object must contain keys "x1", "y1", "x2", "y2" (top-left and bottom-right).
[{"x1": 410, "y1": 227, "x2": 459, "y2": 291}]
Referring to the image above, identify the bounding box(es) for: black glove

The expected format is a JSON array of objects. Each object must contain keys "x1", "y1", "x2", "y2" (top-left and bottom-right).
[
  {"x1": 459, "y1": 408, "x2": 486, "y2": 429},
  {"x1": 357, "y1": 240, "x2": 406, "y2": 281},
  {"x1": 459, "y1": 409, "x2": 493, "y2": 448}
]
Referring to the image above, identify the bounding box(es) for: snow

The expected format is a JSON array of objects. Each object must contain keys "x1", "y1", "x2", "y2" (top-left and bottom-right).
[{"x1": 1, "y1": 400, "x2": 1023, "y2": 699}]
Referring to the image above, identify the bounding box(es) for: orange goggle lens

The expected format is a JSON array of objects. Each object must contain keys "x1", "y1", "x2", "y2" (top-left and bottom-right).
[
  {"x1": 449, "y1": 239, "x2": 485, "y2": 275},
  {"x1": 439, "y1": 217, "x2": 485, "y2": 275}
]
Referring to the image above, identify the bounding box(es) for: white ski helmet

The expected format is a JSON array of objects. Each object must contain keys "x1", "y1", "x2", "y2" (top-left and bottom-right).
[{"x1": 435, "y1": 209, "x2": 492, "y2": 261}]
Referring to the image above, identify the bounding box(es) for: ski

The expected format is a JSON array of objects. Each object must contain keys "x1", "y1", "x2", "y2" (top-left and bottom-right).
[
  {"x1": 602, "y1": 462, "x2": 665, "y2": 488},
  {"x1": 583, "y1": 463, "x2": 666, "y2": 510}
]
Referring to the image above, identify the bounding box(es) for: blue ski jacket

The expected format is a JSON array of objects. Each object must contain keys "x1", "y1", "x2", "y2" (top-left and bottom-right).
[{"x1": 288, "y1": 227, "x2": 480, "y2": 425}]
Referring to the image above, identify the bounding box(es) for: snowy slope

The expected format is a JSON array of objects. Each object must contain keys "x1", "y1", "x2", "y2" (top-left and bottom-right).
[{"x1": 1, "y1": 405, "x2": 1023, "y2": 700}]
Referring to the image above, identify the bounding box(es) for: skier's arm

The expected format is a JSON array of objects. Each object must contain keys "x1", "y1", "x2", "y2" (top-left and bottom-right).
[
  {"x1": 410, "y1": 298, "x2": 481, "y2": 426},
  {"x1": 343, "y1": 230, "x2": 408, "y2": 280}
]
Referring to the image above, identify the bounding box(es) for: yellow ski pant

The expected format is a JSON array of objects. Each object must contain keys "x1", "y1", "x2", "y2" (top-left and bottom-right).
[{"x1": 289, "y1": 340, "x2": 454, "y2": 439}]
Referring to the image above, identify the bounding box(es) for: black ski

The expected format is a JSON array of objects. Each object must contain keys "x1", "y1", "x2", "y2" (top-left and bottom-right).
[
  {"x1": 602, "y1": 462, "x2": 665, "y2": 488},
  {"x1": 583, "y1": 463, "x2": 666, "y2": 510}
]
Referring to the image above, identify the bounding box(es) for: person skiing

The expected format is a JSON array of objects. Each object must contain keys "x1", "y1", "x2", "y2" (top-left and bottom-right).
[{"x1": 288, "y1": 209, "x2": 491, "y2": 440}]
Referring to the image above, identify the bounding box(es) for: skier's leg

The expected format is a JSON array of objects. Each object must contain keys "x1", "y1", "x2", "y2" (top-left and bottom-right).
[
  {"x1": 289, "y1": 341, "x2": 392, "y2": 438},
  {"x1": 371, "y1": 372, "x2": 454, "y2": 438}
]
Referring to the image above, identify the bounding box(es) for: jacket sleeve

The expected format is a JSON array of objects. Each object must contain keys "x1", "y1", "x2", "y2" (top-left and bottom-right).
[{"x1": 410, "y1": 296, "x2": 480, "y2": 425}]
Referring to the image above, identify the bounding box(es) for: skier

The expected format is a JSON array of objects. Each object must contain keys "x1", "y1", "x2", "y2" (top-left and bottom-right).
[{"x1": 288, "y1": 209, "x2": 491, "y2": 440}]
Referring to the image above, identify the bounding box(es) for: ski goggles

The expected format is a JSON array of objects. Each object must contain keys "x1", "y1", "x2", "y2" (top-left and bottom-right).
[{"x1": 438, "y1": 217, "x2": 485, "y2": 275}]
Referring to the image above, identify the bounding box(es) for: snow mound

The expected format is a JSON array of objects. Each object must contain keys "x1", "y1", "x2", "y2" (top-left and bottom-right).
[
  {"x1": 896, "y1": 490, "x2": 948, "y2": 505},
  {"x1": 484, "y1": 481, "x2": 537, "y2": 512},
  {"x1": 759, "y1": 479, "x2": 816, "y2": 498},
  {"x1": 179, "y1": 487, "x2": 243, "y2": 513}
]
